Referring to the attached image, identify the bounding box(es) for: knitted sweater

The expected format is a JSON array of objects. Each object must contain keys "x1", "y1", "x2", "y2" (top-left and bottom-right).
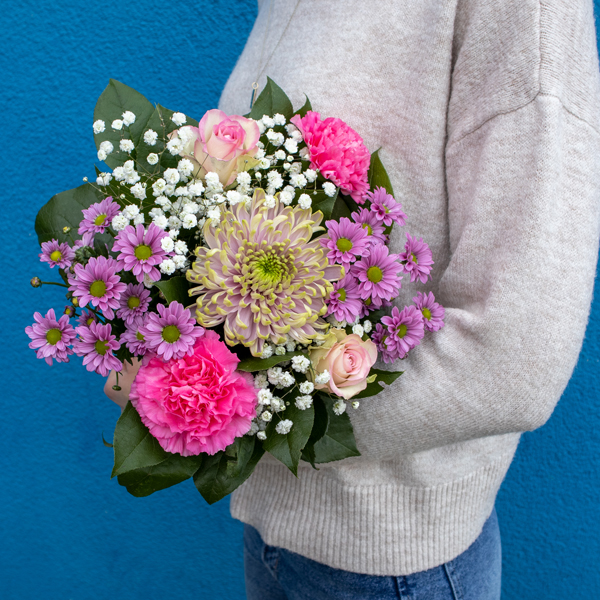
[{"x1": 218, "y1": 0, "x2": 600, "y2": 576}]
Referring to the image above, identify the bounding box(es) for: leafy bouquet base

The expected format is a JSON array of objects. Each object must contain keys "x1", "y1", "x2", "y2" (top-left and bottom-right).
[{"x1": 27, "y1": 79, "x2": 444, "y2": 503}]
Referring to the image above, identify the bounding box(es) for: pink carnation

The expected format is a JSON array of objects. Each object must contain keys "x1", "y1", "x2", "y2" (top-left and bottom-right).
[
  {"x1": 291, "y1": 111, "x2": 370, "y2": 203},
  {"x1": 130, "y1": 330, "x2": 257, "y2": 456}
]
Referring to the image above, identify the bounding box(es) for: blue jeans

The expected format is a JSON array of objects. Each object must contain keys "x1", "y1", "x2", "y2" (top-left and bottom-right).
[{"x1": 244, "y1": 507, "x2": 501, "y2": 600}]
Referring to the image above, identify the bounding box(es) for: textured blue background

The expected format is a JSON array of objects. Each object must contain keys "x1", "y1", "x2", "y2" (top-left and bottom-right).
[{"x1": 1, "y1": 1, "x2": 599, "y2": 598}]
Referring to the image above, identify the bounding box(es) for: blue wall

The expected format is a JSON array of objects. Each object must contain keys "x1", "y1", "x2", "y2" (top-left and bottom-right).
[{"x1": 1, "y1": 1, "x2": 598, "y2": 598}]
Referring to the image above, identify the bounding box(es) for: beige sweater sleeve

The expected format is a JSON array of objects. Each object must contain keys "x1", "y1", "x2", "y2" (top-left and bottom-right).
[{"x1": 349, "y1": 0, "x2": 600, "y2": 460}]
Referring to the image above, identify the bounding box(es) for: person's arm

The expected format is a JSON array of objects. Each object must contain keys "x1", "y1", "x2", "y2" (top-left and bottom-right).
[{"x1": 349, "y1": 0, "x2": 600, "y2": 460}]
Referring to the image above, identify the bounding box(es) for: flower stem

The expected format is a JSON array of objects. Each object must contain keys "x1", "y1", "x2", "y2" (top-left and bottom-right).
[{"x1": 40, "y1": 281, "x2": 68, "y2": 288}]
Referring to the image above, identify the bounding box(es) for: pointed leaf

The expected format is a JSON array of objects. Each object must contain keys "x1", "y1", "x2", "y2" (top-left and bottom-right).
[
  {"x1": 193, "y1": 435, "x2": 264, "y2": 504},
  {"x1": 154, "y1": 276, "x2": 193, "y2": 308},
  {"x1": 352, "y1": 368, "x2": 403, "y2": 399},
  {"x1": 237, "y1": 351, "x2": 302, "y2": 372},
  {"x1": 367, "y1": 149, "x2": 394, "y2": 196},
  {"x1": 311, "y1": 395, "x2": 361, "y2": 463},
  {"x1": 93, "y1": 79, "x2": 156, "y2": 170},
  {"x1": 311, "y1": 187, "x2": 339, "y2": 222},
  {"x1": 295, "y1": 95, "x2": 312, "y2": 118},
  {"x1": 263, "y1": 402, "x2": 314, "y2": 475},
  {"x1": 247, "y1": 78, "x2": 294, "y2": 121},
  {"x1": 117, "y1": 453, "x2": 203, "y2": 497},
  {"x1": 300, "y1": 394, "x2": 329, "y2": 467},
  {"x1": 111, "y1": 402, "x2": 169, "y2": 477},
  {"x1": 35, "y1": 184, "x2": 103, "y2": 245}
]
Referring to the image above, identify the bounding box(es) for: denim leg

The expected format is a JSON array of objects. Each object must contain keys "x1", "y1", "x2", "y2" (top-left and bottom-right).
[
  {"x1": 440, "y1": 507, "x2": 502, "y2": 600},
  {"x1": 244, "y1": 525, "x2": 288, "y2": 600}
]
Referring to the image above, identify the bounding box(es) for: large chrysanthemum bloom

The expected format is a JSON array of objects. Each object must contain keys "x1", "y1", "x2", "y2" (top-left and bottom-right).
[
  {"x1": 187, "y1": 190, "x2": 343, "y2": 356},
  {"x1": 78, "y1": 197, "x2": 120, "y2": 239},
  {"x1": 326, "y1": 274, "x2": 363, "y2": 323},
  {"x1": 116, "y1": 283, "x2": 151, "y2": 324},
  {"x1": 73, "y1": 321, "x2": 122, "y2": 376},
  {"x1": 25, "y1": 309, "x2": 76, "y2": 365},
  {"x1": 399, "y1": 233, "x2": 434, "y2": 283},
  {"x1": 366, "y1": 187, "x2": 407, "y2": 227},
  {"x1": 112, "y1": 223, "x2": 171, "y2": 283},
  {"x1": 381, "y1": 305, "x2": 425, "y2": 360},
  {"x1": 39, "y1": 239, "x2": 75, "y2": 269},
  {"x1": 413, "y1": 291, "x2": 445, "y2": 332},
  {"x1": 130, "y1": 331, "x2": 257, "y2": 456},
  {"x1": 69, "y1": 256, "x2": 126, "y2": 320},
  {"x1": 353, "y1": 244, "x2": 403, "y2": 304},
  {"x1": 140, "y1": 301, "x2": 205, "y2": 361},
  {"x1": 321, "y1": 217, "x2": 370, "y2": 268},
  {"x1": 290, "y1": 111, "x2": 370, "y2": 203},
  {"x1": 351, "y1": 208, "x2": 388, "y2": 245}
]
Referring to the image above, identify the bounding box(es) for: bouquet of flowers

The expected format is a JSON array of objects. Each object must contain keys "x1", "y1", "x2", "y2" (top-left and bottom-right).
[{"x1": 27, "y1": 79, "x2": 444, "y2": 503}]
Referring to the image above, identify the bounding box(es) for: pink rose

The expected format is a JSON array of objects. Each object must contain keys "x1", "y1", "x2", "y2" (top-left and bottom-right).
[
  {"x1": 309, "y1": 328, "x2": 377, "y2": 399},
  {"x1": 176, "y1": 109, "x2": 260, "y2": 186},
  {"x1": 130, "y1": 330, "x2": 257, "y2": 456}
]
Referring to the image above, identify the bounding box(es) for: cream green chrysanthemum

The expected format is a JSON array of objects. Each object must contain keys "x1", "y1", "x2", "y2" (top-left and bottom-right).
[{"x1": 187, "y1": 189, "x2": 343, "y2": 356}]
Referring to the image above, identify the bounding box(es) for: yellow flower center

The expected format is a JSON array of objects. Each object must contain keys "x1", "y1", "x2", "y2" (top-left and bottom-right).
[
  {"x1": 46, "y1": 328, "x2": 62, "y2": 345},
  {"x1": 336, "y1": 238, "x2": 353, "y2": 252},
  {"x1": 338, "y1": 288, "x2": 347, "y2": 302},
  {"x1": 95, "y1": 340, "x2": 109, "y2": 355},
  {"x1": 90, "y1": 280, "x2": 107, "y2": 298},
  {"x1": 127, "y1": 296, "x2": 141, "y2": 309},
  {"x1": 366, "y1": 266, "x2": 383, "y2": 283},
  {"x1": 396, "y1": 324, "x2": 408, "y2": 338},
  {"x1": 422, "y1": 308, "x2": 432, "y2": 320},
  {"x1": 136, "y1": 331, "x2": 145, "y2": 341},
  {"x1": 162, "y1": 325, "x2": 181, "y2": 343},
  {"x1": 94, "y1": 214, "x2": 107, "y2": 226},
  {"x1": 135, "y1": 244, "x2": 152, "y2": 260},
  {"x1": 50, "y1": 250, "x2": 62, "y2": 262}
]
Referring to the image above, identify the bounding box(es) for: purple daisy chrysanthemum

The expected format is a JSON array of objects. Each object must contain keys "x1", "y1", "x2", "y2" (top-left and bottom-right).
[
  {"x1": 413, "y1": 291, "x2": 445, "y2": 332},
  {"x1": 78, "y1": 196, "x2": 120, "y2": 239},
  {"x1": 69, "y1": 256, "x2": 126, "y2": 320},
  {"x1": 370, "y1": 322, "x2": 396, "y2": 364},
  {"x1": 112, "y1": 223, "x2": 171, "y2": 283},
  {"x1": 78, "y1": 309, "x2": 97, "y2": 328},
  {"x1": 399, "y1": 233, "x2": 434, "y2": 283},
  {"x1": 353, "y1": 244, "x2": 403, "y2": 303},
  {"x1": 117, "y1": 283, "x2": 151, "y2": 324},
  {"x1": 351, "y1": 208, "x2": 388, "y2": 245},
  {"x1": 25, "y1": 308, "x2": 76, "y2": 365},
  {"x1": 320, "y1": 217, "x2": 370, "y2": 267},
  {"x1": 39, "y1": 239, "x2": 75, "y2": 269},
  {"x1": 382, "y1": 305, "x2": 425, "y2": 360},
  {"x1": 326, "y1": 274, "x2": 363, "y2": 323},
  {"x1": 74, "y1": 321, "x2": 122, "y2": 377},
  {"x1": 140, "y1": 301, "x2": 205, "y2": 361},
  {"x1": 121, "y1": 315, "x2": 149, "y2": 356},
  {"x1": 366, "y1": 187, "x2": 407, "y2": 227}
]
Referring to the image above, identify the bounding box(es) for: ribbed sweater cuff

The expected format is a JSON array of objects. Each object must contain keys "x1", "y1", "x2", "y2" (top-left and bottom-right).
[{"x1": 230, "y1": 452, "x2": 515, "y2": 576}]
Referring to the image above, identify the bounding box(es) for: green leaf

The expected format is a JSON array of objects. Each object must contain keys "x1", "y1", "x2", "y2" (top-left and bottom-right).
[
  {"x1": 117, "y1": 453, "x2": 203, "y2": 497},
  {"x1": 295, "y1": 95, "x2": 312, "y2": 118},
  {"x1": 300, "y1": 394, "x2": 329, "y2": 467},
  {"x1": 93, "y1": 79, "x2": 156, "y2": 170},
  {"x1": 311, "y1": 187, "x2": 339, "y2": 222},
  {"x1": 330, "y1": 193, "x2": 353, "y2": 221},
  {"x1": 351, "y1": 368, "x2": 404, "y2": 399},
  {"x1": 35, "y1": 184, "x2": 103, "y2": 245},
  {"x1": 311, "y1": 394, "x2": 361, "y2": 463},
  {"x1": 111, "y1": 402, "x2": 169, "y2": 477},
  {"x1": 247, "y1": 78, "x2": 294, "y2": 121},
  {"x1": 368, "y1": 149, "x2": 394, "y2": 196},
  {"x1": 237, "y1": 351, "x2": 302, "y2": 372},
  {"x1": 154, "y1": 276, "x2": 193, "y2": 308},
  {"x1": 263, "y1": 402, "x2": 314, "y2": 475},
  {"x1": 193, "y1": 435, "x2": 264, "y2": 505}
]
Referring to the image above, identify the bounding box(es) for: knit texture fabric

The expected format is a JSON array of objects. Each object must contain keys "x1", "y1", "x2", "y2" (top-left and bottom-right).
[{"x1": 218, "y1": 0, "x2": 600, "y2": 575}]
